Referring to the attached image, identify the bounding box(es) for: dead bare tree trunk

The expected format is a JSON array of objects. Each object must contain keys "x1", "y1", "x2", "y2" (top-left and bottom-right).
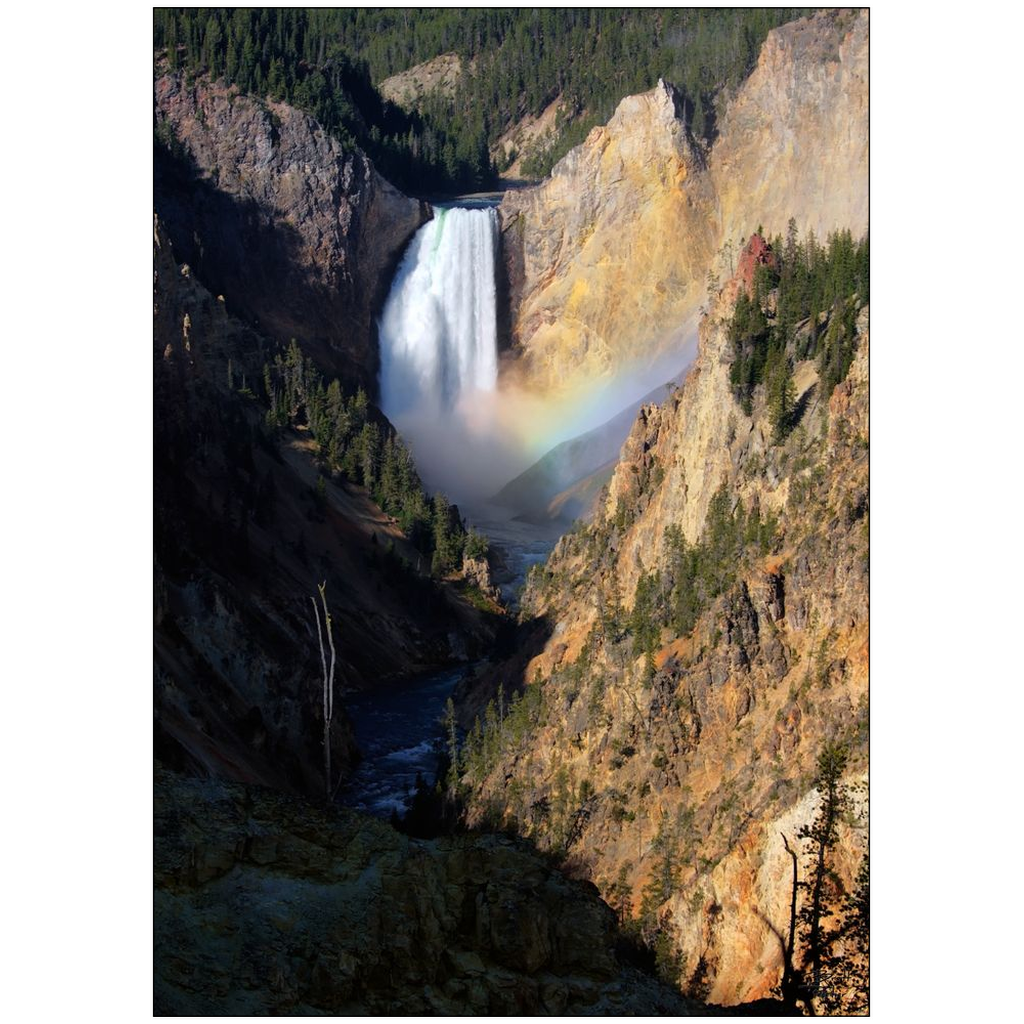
[{"x1": 311, "y1": 581, "x2": 337, "y2": 802}]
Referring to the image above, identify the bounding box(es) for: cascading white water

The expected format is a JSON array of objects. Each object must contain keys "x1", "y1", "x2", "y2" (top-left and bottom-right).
[{"x1": 379, "y1": 206, "x2": 499, "y2": 421}]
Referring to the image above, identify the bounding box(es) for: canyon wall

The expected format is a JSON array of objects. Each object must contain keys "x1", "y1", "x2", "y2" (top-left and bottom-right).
[
  {"x1": 154, "y1": 72, "x2": 429, "y2": 386},
  {"x1": 712, "y1": 8, "x2": 869, "y2": 246},
  {"x1": 499, "y1": 8, "x2": 868, "y2": 400},
  {"x1": 154, "y1": 215, "x2": 496, "y2": 799},
  {"x1": 498, "y1": 80, "x2": 716, "y2": 395},
  {"x1": 460, "y1": 238, "x2": 869, "y2": 1005}
]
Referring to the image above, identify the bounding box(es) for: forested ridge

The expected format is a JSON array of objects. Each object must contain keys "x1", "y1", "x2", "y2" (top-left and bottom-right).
[
  {"x1": 153, "y1": 8, "x2": 811, "y2": 193},
  {"x1": 727, "y1": 224, "x2": 869, "y2": 431},
  {"x1": 261, "y1": 340, "x2": 486, "y2": 576}
]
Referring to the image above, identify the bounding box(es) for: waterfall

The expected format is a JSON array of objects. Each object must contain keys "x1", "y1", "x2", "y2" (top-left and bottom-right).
[{"x1": 379, "y1": 206, "x2": 499, "y2": 422}]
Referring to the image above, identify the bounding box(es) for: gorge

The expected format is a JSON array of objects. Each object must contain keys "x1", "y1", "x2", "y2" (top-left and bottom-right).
[{"x1": 154, "y1": 8, "x2": 869, "y2": 1016}]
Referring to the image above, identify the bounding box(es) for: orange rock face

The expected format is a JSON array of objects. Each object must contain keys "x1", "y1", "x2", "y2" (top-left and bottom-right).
[{"x1": 461, "y1": 274, "x2": 869, "y2": 1006}]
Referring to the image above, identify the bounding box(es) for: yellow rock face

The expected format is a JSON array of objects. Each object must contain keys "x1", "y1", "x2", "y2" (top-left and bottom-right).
[
  {"x1": 465, "y1": 291, "x2": 870, "y2": 1006},
  {"x1": 499, "y1": 10, "x2": 868, "y2": 402},
  {"x1": 500, "y1": 79, "x2": 717, "y2": 398},
  {"x1": 712, "y1": 9, "x2": 869, "y2": 245},
  {"x1": 379, "y1": 53, "x2": 464, "y2": 109}
]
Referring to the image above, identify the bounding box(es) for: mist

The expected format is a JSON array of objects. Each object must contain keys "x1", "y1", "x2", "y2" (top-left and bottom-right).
[{"x1": 387, "y1": 321, "x2": 699, "y2": 508}]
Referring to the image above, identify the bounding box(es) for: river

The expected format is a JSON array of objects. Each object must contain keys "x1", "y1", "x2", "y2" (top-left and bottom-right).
[
  {"x1": 339, "y1": 666, "x2": 463, "y2": 818},
  {"x1": 338, "y1": 506, "x2": 565, "y2": 817}
]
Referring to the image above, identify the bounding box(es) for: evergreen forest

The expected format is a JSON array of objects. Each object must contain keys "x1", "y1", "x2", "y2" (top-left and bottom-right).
[
  {"x1": 153, "y1": 8, "x2": 811, "y2": 194},
  {"x1": 262, "y1": 340, "x2": 483, "y2": 576},
  {"x1": 728, "y1": 224, "x2": 869, "y2": 434}
]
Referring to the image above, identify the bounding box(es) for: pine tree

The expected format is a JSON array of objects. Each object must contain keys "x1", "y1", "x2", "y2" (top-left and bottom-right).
[
  {"x1": 240, "y1": 36, "x2": 256, "y2": 91},
  {"x1": 464, "y1": 526, "x2": 489, "y2": 561},
  {"x1": 443, "y1": 697, "x2": 461, "y2": 797},
  {"x1": 267, "y1": 56, "x2": 285, "y2": 99},
  {"x1": 166, "y1": 16, "x2": 179, "y2": 70},
  {"x1": 204, "y1": 17, "x2": 223, "y2": 79},
  {"x1": 431, "y1": 492, "x2": 461, "y2": 575},
  {"x1": 692, "y1": 93, "x2": 705, "y2": 139},
  {"x1": 357, "y1": 422, "x2": 380, "y2": 491},
  {"x1": 225, "y1": 37, "x2": 238, "y2": 82},
  {"x1": 767, "y1": 352, "x2": 796, "y2": 443},
  {"x1": 795, "y1": 744, "x2": 850, "y2": 1009},
  {"x1": 811, "y1": 853, "x2": 869, "y2": 1013},
  {"x1": 352, "y1": 386, "x2": 369, "y2": 426},
  {"x1": 784, "y1": 216, "x2": 799, "y2": 266}
]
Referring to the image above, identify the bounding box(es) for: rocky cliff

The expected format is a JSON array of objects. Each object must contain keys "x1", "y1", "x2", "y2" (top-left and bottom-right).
[
  {"x1": 154, "y1": 215, "x2": 496, "y2": 799},
  {"x1": 155, "y1": 769, "x2": 701, "y2": 1015},
  {"x1": 154, "y1": 71, "x2": 429, "y2": 386},
  {"x1": 380, "y1": 53, "x2": 464, "y2": 109},
  {"x1": 499, "y1": 9, "x2": 868, "y2": 399},
  {"x1": 457, "y1": 238, "x2": 869, "y2": 1008},
  {"x1": 711, "y1": 9, "x2": 869, "y2": 247},
  {"x1": 498, "y1": 78, "x2": 716, "y2": 395}
]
